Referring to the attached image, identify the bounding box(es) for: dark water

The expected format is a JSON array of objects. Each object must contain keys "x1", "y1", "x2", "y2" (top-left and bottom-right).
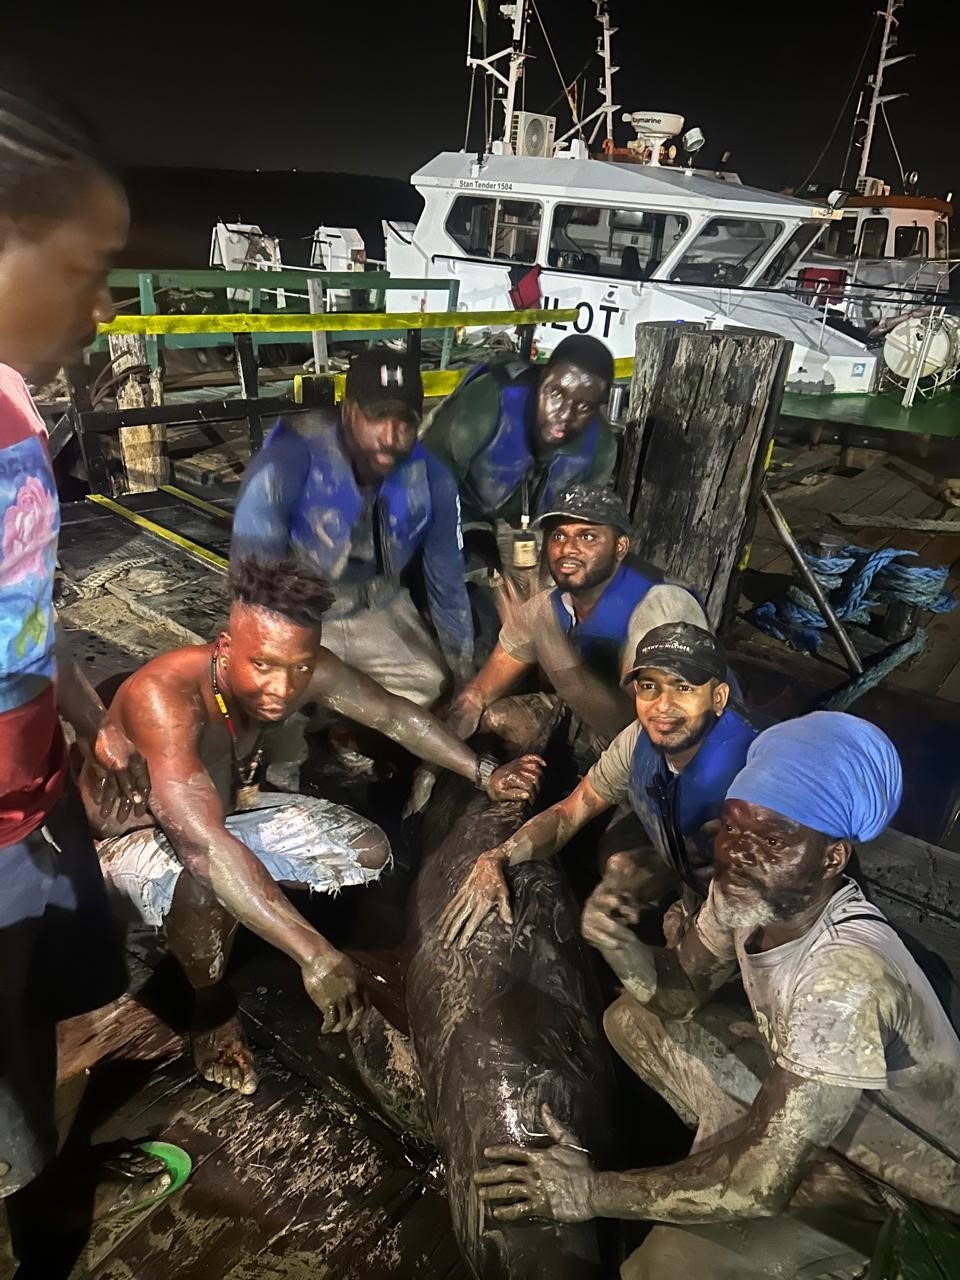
[{"x1": 120, "y1": 166, "x2": 424, "y2": 269}]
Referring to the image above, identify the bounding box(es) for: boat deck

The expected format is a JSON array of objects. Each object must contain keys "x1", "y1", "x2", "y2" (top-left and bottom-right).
[
  {"x1": 782, "y1": 385, "x2": 960, "y2": 439},
  {"x1": 0, "y1": 922, "x2": 468, "y2": 1280},
  {"x1": 11, "y1": 445, "x2": 958, "y2": 1277},
  {"x1": 740, "y1": 448, "x2": 960, "y2": 702}
]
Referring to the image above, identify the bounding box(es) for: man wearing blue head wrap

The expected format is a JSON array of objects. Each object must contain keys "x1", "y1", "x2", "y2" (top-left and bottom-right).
[
  {"x1": 725, "y1": 710, "x2": 903, "y2": 846},
  {"x1": 474, "y1": 712, "x2": 960, "y2": 1279}
]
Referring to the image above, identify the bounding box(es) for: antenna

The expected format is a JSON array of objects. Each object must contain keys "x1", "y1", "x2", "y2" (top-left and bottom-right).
[
  {"x1": 555, "y1": 0, "x2": 621, "y2": 150},
  {"x1": 465, "y1": 0, "x2": 530, "y2": 151},
  {"x1": 856, "y1": 0, "x2": 912, "y2": 188},
  {"x1": 593, "y1": 1, "x2": 619, "y2": 147}
]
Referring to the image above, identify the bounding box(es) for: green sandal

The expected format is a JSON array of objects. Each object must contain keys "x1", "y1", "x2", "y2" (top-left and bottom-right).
[{"x1": 104, "y1": 1141, "x2": 192, "y2": 1221}]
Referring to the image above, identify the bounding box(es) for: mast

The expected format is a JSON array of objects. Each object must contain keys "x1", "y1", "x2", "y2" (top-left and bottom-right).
[
  {"x1": 465, "y1": 0, "x2": 529, "y2": 152},
  {"x1": 856, "y1": 0, "x2": 910, "y2": 189},
  {"x1": 594, "y1": 0, "x2": 618, "y2": 147}
]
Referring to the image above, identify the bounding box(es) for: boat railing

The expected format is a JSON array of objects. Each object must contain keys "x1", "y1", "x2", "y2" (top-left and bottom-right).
[
  {"x1": 70, "y1": 298, "x2": 579, "y2": 496},
  {"x1": 104, "y1": 267, "x2": 467, "y2": 370}
]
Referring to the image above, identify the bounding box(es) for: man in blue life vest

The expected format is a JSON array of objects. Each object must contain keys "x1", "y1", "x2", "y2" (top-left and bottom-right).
[
  {"x1": 422, "y1": 335, "x2": 617, "y2": 585},
  {"x1": 447, "y1": 485, "x2": 708, "y2": 748},
  {"x1": 439, "y1": 622, "x2": 762, "y2": 950},
  {"x1": 231, "y1": 346, "x2": 473, "y2": 708}
]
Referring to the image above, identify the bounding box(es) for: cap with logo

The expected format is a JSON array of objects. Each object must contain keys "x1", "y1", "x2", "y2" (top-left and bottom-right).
[
  {"x1": 533, "y1": 483, "x2": 632, "y2": 536},
  {"x1": 622, "y1": 621, "x2": 727, "y2": 687},
  {"x1": 344, "y1": 345, "x2": 424, "y2": 422}
]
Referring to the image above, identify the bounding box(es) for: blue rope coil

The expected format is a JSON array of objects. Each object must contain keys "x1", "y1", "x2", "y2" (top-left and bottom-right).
[{"x1": 750, "y1": 543, "x2": 956, "y2": 657}]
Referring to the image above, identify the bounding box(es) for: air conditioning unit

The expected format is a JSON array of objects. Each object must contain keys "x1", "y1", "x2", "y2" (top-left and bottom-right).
[
  {"x1": 510, "y1": 111, "x2": 556, "y2": 158},
  {"x1": 855, "y1": 175, "x2": 891, "y2": 198}
]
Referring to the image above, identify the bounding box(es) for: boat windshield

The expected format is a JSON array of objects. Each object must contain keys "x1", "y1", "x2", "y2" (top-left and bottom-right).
[
  {"x1": 894, "y1": 225, "x2": 929, "y2": 258},
  {"x1": 757, "y1": 223, "x2": 825, "y2": 286},
  {"x1": 821, "y1": 216, "x2": 858, "y2": 257},
  {"x1": 547, "y1": 203, "x2": 689, "y2": 280},
  {"x1": 669, "y1": 217, "x2": 782, "y2": 285},
  {"x1": 857, "y1": 217, "x2": 888, "y2": 258}
]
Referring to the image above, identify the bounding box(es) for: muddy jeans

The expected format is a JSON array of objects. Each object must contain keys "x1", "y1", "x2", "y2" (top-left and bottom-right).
[
  {"x1": 322, "y1": 587, "x2": 451, "y2": 708},
  {"x1": 603, "y1": 995, "x2": 886, "y2": 1280}
]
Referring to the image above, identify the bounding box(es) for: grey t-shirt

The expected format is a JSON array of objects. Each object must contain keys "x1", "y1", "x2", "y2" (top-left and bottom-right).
[
  {"x1": 500, "y1": 583, "x2": 707, "y2": 675},
  {"x1": 696, "y1": 878, "x2": 960, "y2": 1214},
  {"x1": 587, "y1": 720, "x2": 641, "y2": 804}
]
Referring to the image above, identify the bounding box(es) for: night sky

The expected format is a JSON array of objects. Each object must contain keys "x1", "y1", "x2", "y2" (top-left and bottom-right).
[{"x1": 4, "y1": 1, "x2": 956, "y2": 196}]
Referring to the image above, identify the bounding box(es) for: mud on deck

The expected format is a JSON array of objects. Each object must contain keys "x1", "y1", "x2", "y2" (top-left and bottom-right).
[
  {"x1": 12, "y1": 495, "x2": 469, "y2": 1280},
  {"x1": 30, "y1": 447, "x2": 960, "y2": 1277}
]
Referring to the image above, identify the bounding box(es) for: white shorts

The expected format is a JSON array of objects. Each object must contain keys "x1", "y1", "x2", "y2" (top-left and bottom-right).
[{"x1": 97, "y1": 793, "x2": 387, "y2": 929}]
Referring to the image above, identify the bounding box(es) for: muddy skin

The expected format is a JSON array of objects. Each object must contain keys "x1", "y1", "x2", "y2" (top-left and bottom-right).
[
  {"x1": 164, "y1": 867, "x2": 259, "y2": 1095},
  {"x1": 89, "y1": 1150, "x2": 173, "y2": 1221},
  {"x1": 403, "y1": 695, "x2": 617, "y2": 1279}
]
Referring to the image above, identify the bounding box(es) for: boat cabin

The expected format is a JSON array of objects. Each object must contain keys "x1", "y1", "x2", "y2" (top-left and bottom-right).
[
  {"x1": 819, "y1": 193, "x2": 951, "y2": 264},
  {"x1": 386, "y1": 150, "x2": 878, "y2": 393},
  {"x1": 402, "y1": 151, "x2": 831, "y2": 294}
]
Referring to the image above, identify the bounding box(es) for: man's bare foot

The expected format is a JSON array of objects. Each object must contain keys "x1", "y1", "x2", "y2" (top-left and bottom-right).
[
  {"x1": 90, "y1": 1149, "x2": 172, "y2": 1220},
  {"x1": 192, "y1": 1012, "x2": 258, "y2": 1095}
]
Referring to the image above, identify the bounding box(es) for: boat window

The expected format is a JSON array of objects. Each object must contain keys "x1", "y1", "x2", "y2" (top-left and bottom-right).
[
  {"x1": 547, "y1": 203, "x2": 688, "y2": 279},
  {"x1": 446, "y1": 196, "x2": 497, "y2": 258},
  {"x1": 757, "y1": 224, "x2": 825, "y2": 286},
  {"x1": 935, "y1": 220, "x2": 949, "y2": 260},
  {"x1": 670, "y1": 217, "x2": 783, "y2": 286},
  {"x1": 493, "y1": 200, "x2": 542, "y2": 263},
  {"x1": 893, "y1": 224, "x2": 929, "y2": 258},
  {"x1": 821, "y1": 216, "x2": 857, "y2": 257},
  {"x1": 444, "y1": 195, "x2": 542, "y2": 263},
  {"x1": 857, "y1": 217, "x2": 888, "y2": 258}
]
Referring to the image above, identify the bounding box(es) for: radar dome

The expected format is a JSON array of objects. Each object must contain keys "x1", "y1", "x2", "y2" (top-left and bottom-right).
[{"x1": 622, "y1": 111, "x2": 686, "y2": 137}]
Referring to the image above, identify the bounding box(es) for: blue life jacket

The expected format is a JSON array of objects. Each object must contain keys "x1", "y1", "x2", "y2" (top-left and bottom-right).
[
  {"x1": 550, "y1": 563, "x2": 662, "y2": 686},
  {"x1": 459, "y1": 363, "x2": 605, "y2": 521},
  {"x1": 627, "y1": 704, "x2": 763, "y2": 893},
  {"x1": 231, "y1": 414, "x2": 473, "y2": 670},
  {"x1": 288, "y1": 419, "x2": 433, "y2": 582}
]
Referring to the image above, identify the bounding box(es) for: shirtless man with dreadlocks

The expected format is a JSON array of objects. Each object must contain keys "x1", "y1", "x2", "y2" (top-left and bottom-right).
[{"x1": 83, "y1": 556, "x2": 543, "y2": 1097}]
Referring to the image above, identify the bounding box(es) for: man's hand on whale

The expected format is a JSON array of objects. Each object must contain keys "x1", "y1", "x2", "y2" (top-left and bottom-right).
[
  {"x1": 484, "y1": 755, "x2": 546, "y2": 802},
  {"x1": 474, "y1": 1103, "x2": 598, "y2": 1224},
  {"x1": 439, "y1": 847, "x2": 514, "y2": 948},
  {"x1": 440, "y1": 773, "x2": 614, "y2": 949}
]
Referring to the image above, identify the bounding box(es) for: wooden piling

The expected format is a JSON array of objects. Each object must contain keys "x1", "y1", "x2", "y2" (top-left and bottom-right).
[
  {"x1": 618, "y1": 322, "x2": 792, "y2": 632},
  {"x1": 107, "y1": 333, "x2": 168, "y2": 493}
]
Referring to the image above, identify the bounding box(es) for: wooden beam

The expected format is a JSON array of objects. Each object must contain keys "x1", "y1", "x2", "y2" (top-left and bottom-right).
[
  {"x1": 830, "y1": 511, "x2": 960, "y2": 534},
  {"x1": 618, "y1": 322, "x2": 792, "y2": 632},
  {"x1": 107, "y1": 333, "x2": 169, "y2": 493}
]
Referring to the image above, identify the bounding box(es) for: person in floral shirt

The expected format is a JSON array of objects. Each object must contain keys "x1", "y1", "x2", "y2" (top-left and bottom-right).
[{"x1": 0, "y1": 74, "x2": 177, "y2": 1236}]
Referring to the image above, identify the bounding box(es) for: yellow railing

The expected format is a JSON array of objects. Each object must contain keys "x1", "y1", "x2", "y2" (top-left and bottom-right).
[{"x1": 98, "y1": 308, "x2": 579, "y2": 337}]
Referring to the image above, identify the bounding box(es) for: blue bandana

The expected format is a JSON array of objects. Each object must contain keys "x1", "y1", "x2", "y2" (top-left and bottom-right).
[{"x1": 726, "y1": 711, "x2": 902, "y2": 843}]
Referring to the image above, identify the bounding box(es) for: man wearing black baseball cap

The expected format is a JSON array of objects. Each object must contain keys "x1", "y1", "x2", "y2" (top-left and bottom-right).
[
  {"x1": 231, "y1": 345, "x2": 473, "y2": 707},
  {"x1": 447, "y1": 483, "x2": 707, "y2": 748},
  {"x1": 439, "y1": 621, "x2": 762, "y2": 950}
]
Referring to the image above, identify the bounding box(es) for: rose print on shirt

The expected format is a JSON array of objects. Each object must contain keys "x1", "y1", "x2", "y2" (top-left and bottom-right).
[{"x1": 0, "y1": 475, "x2": 57, "y2": 586}]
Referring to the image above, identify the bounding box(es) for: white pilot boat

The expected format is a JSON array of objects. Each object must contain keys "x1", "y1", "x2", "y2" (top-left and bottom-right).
[
  {"x1": 787, "y1": 0, "x2": 954, "y2": 333},
  {"x1": 381, "y1": 1, "x2": 879, "y2": 395}
]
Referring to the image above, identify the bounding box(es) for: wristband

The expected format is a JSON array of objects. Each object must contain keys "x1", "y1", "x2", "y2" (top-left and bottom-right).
[{"x1": 474, "y1": 753, "x2": 499, "y2": 789}]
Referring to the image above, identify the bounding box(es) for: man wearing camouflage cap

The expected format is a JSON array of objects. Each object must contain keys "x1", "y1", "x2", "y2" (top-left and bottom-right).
[{"x1": 448, "y1": 483, "x2": 707, "y2": 746}]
